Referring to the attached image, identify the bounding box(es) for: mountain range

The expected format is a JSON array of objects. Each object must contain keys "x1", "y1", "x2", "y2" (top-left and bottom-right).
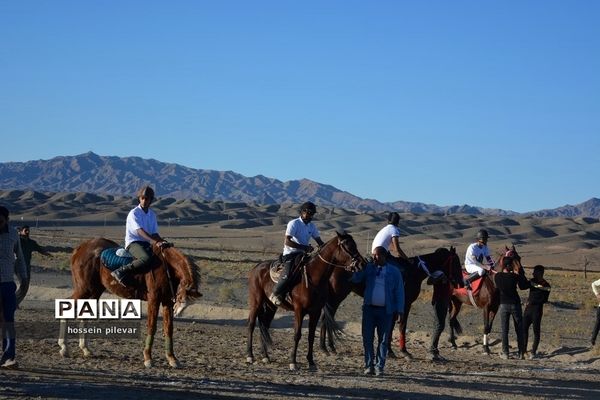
[{"x1": 0, "y1": 152, "x2": 598, "y2": 217}]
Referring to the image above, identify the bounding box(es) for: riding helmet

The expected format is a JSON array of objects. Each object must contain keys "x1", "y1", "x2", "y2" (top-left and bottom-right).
[{"x1": 476, "y1": 229, "x2": 489, "y2": 240}]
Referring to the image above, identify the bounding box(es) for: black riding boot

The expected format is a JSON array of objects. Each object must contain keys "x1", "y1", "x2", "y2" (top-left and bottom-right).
[
  {"x1": 270, "y1": 261, "x2": 293, "y2": 305},
  {"x1": 111, "y1": 263, "x2": 138, "y2": 286},
  {"x1": 464, "y1": 272, "x2": 479, "y2": 289}
]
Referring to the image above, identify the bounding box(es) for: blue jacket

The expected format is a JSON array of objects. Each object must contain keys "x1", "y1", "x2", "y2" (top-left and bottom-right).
[{"x1": 351, "y1": 262, "x2": 404, "y2": 315}]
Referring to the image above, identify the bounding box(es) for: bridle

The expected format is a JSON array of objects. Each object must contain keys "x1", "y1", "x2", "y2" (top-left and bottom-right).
[{"x1": 317, "y1": 236, "x2": 364, "y2": 271}]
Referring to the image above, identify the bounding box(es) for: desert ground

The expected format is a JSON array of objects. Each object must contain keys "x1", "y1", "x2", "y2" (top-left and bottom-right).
[{"x1": 2, "y1": 200, "x2": 600, "y2": 399}]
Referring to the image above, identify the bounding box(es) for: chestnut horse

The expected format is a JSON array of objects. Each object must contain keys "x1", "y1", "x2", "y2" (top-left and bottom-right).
[
  {"x1": 246, "y1": 231, "x2": 365, "y2": 371},
  {"x1": 320, "y1": 247, "x2": 463, "y2": 359},
  {"x1": 449, "y1": 245, "x2": 522, "y2": 354},
  {"x1": 58, "y1": 238, "x2": 202, "y2": 368}
]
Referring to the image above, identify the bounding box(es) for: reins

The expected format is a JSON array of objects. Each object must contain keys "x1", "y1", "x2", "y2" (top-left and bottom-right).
[{"x1": 159, "y1": 247, "x2": 177, "y2": 303}]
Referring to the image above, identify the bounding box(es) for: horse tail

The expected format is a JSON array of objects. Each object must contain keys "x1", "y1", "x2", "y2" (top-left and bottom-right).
[
  {"x1": 257, "y1": 318, "x2": 273, "y2": 349},
  {"x1": 322, "y1": 304, "x2": 344, "y2": 345}
]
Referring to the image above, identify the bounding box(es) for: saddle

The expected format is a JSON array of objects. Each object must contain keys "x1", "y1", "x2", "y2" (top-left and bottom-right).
[
  {"x1": 100, "y1": 247, "x2": 134, "y2": 271},
  {"x1": 269, "y1": 253, "x2": 306, "y2": 284},
  {"x1": 454, "y1": 271, "x2": 486, "y2": 296}
]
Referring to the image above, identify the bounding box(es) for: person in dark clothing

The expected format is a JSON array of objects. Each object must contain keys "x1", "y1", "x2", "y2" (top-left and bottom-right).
[
  {"x1": 495, "y1": 256, "x2": 530, "y2": 360},
  {"x1": 429, "y1": 269, "x2": 451, "y2": 361},
  {"x1": 523, "y1": 265, "x2": 551, "y2": 359}
]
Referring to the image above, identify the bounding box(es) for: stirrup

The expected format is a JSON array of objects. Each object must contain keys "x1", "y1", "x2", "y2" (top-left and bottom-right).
[
  {"x1": 269, "y1": 293, "x2": 282, "y2": 306},
  {"x1": 111, "y1": 270, "x2": 127, "y2": 287}
]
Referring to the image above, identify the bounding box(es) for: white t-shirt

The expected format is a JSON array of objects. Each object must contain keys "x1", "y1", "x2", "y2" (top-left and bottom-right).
[
  {"x1": 464, "y1": 242, "x2": 492, "y2": 275},
  {"x1": 282, "y1": 217, "x2": 320, "y2": 256},
  {"x1": 125, "y1": 205, "x2": 159, "y2": 248},
  {"x1": 371, "y1": 224, "x2": 401, "y2": 253}
]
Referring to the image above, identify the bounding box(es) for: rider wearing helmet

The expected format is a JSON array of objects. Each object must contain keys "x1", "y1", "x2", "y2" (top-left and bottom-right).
[
  {"x1": 464, "y1": 229, "x2": 496, "y2": 289},
  {"x1": 269, "y1": 201, "x2": 325, "y2": 306},
  {"x1": 371, "y1": 212, "x2": 411, "y2": 268}
]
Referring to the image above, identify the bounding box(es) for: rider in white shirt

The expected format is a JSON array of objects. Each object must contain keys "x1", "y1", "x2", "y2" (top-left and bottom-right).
[
  {"x1": 371, "y1": 212, "x2": 411, "y2": 267},
  {"x1": 464, "y1": 229, "x2": 496, "y2": 289},
  {"x1": 269, "y1": 202, "x2": 325, "y2": 306},
  {"x1": 111, "y1": 186, "x2": 168, "y2": 286}
]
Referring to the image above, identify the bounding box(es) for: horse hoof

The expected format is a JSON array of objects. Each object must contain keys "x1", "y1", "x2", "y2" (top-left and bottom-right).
[
  {"x1": 144, "y1": 360, "x2": 153, "y2": 368},
  {"x1": 400, "y1": 351, "x2": 413, "y2": 360},
  {"x1": 81, "y1": 348, "x2": 92, "y2": 358},
  {"x1": 59, "y1": 347, "x2": 69, "y2": 358},
  {"x1": 168, "y1": 359, "x2": 181, "y2": 368},
  {"x1": 246, "y1": 357, "x2": 255, "y2": 364},
  {"x1": 308, "y1": 364, "x2": 318, "y2": 372},
  {"x1": 289, "y1": 363, "x2": 297, "y2": 371},
  {"x1": 261, "y1": 357, "x2": 270, "y2": 364}
]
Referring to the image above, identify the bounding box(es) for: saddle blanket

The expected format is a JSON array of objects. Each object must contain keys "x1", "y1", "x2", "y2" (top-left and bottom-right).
[{"x1": 101, "y1": 248, "x2": 134, "y2": 271}]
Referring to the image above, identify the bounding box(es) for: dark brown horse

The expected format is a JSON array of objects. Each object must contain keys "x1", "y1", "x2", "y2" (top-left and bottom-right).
[
  {"x1": 449, "y1": 245, "x2": 522, "y2": 354},
  {"x1": 320, "y1": 247, "x2": 463, "y2": 359},
  {"x1": 58, "y1": 238, "x2": 202, "y2": 367},
  {"x1": 246, "y1": 231, "x2": 365, "y2": 371}
]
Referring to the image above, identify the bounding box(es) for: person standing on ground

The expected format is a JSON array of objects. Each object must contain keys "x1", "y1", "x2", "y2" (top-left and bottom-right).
[
  {"x1": 0, "y1": 205, "x2": 28, "y2": 368},
  {"x1": 495, "y1": 254, "x2": 529, "y2": 360},
  {"x1": 352, "y1": 246, "x2": 404, "y2": 377},
  {"x1": 18, "y1": 225, "x2": 51, "y2": 276},
  {"x1": 590, "y1": 278, "x2": 600, "y2": 347},
  {"x1": 523, "y1": 265, "x2": 551, "y2": 359}
]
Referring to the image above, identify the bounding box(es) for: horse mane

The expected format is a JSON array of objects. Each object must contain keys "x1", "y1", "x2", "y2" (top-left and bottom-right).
[{"x1": 155, "y1": 245, "x2": 202, "y2": 298}]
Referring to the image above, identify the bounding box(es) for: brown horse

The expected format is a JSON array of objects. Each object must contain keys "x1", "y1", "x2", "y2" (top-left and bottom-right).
[
  {"x1": 449, "y1": 245, "x2": 522, "y2": 354},
  {"x1": 58, "y1": 238, "x2": 202, "y2": 367},
  {"x1": 319, "y1": 247, "x2": 463, "y2": 359},
  {"x1": 246, "y1": 231, "x2": 365, "y2": 371}
]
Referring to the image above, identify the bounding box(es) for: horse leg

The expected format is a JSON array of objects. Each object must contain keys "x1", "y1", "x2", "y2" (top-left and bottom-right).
[
  {"x1": 320, "y1": 303, "x2": 340, "y2": 354},
  {"x1": 306, "y1": 311, "x2": 320, "y2": 371},
  {"x1": 448, "y1": 299, "x2": 462, "y2": 350},
  {"x1": 257, "y1": 303, "x2": 276, "y2": 363},
  {"x1": 398, "y1": 313, "x2": 413, "y2": 359},
  {"x1": 78, "y1": 320, "x2": 92, "y2": 357},
  {"x1": 143, "y1": 299, "x2": 159, "y2": 368},
  {"x1": 289, "y1": 309, "x2": 304, "y2": 371},
  {"x1": 246, "y1": 302, "x2": 259, "y2": 364},
  {"x1": 58, "y1": 319, "x2": 69, "y2": 357},
  {"x1": 162, "y1": 304, "x2": 180, "y2": 368}
]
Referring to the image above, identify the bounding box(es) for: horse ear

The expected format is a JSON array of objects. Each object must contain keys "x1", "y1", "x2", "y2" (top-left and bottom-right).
[
  {"x1": 335, "y1": 231, "x2": 342, "y2": 238},
  {"x1": 505, "y1": 245, "x2": 510, "y2": 251}
]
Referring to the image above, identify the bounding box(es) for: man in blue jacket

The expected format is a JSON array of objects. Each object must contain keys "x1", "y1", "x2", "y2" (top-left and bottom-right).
[{"x1": 352, "y1": 246, "x2": 404, "y2": 376}]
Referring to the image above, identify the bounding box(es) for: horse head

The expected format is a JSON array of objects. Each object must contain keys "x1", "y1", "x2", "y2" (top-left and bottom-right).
[
  {"x1": 333, "y1": 231, "x2": 366, "y2": 272},
  {"x1": 154, "y1": 243, "x2": 202, "y2": 317},
  {"x1": 500, "y1": 245, "x2": 522, "y2": 272}
]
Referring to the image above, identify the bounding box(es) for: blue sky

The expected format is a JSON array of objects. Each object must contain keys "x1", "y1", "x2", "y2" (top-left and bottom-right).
[{"x1": 1, "y1": 1, "x2": 598, "y2": 213}]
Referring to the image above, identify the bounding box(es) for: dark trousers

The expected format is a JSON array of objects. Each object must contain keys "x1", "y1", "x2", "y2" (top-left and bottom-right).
[
  {"x1": 523, "y1": 304, "x2": 544, "y2": 354},
  {"x1": 272, "y1": 253, "x2": 295, "y2": 296},
  {"x1": 592, "y1": 307, "x2": 600, "y2": 345},
  {"x1": 500, "y1": 303, "x2": 525, "y2": 355},
  {"x1": 430, "y1": 299, "x2": 448, "y2": 354},
  {"x1": 1, "y1": 282, "x2": 17, "y2": 359}
]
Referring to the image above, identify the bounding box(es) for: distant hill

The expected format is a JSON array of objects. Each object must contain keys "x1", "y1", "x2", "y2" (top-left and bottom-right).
[{"x1": 0, "y1": 152, "x2": 598, "y2": 217}]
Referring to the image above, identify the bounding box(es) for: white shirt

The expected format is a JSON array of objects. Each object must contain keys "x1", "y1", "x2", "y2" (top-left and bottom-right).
[
  {"x1": 371, "y1": 224, "x2": 401, "y2": 253},
  {"x1": 464, "y1": 242, "x2": 493, "y2": 274},
  {"x1": 282, "y1": 217, "x2": 320, "y2": 256},
  {"x1": 592, "y1": 279, "x2": 600, "y2": 305},
  {"x1": 125, "y1": 205, "x2": 159, "y2": 248}
]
